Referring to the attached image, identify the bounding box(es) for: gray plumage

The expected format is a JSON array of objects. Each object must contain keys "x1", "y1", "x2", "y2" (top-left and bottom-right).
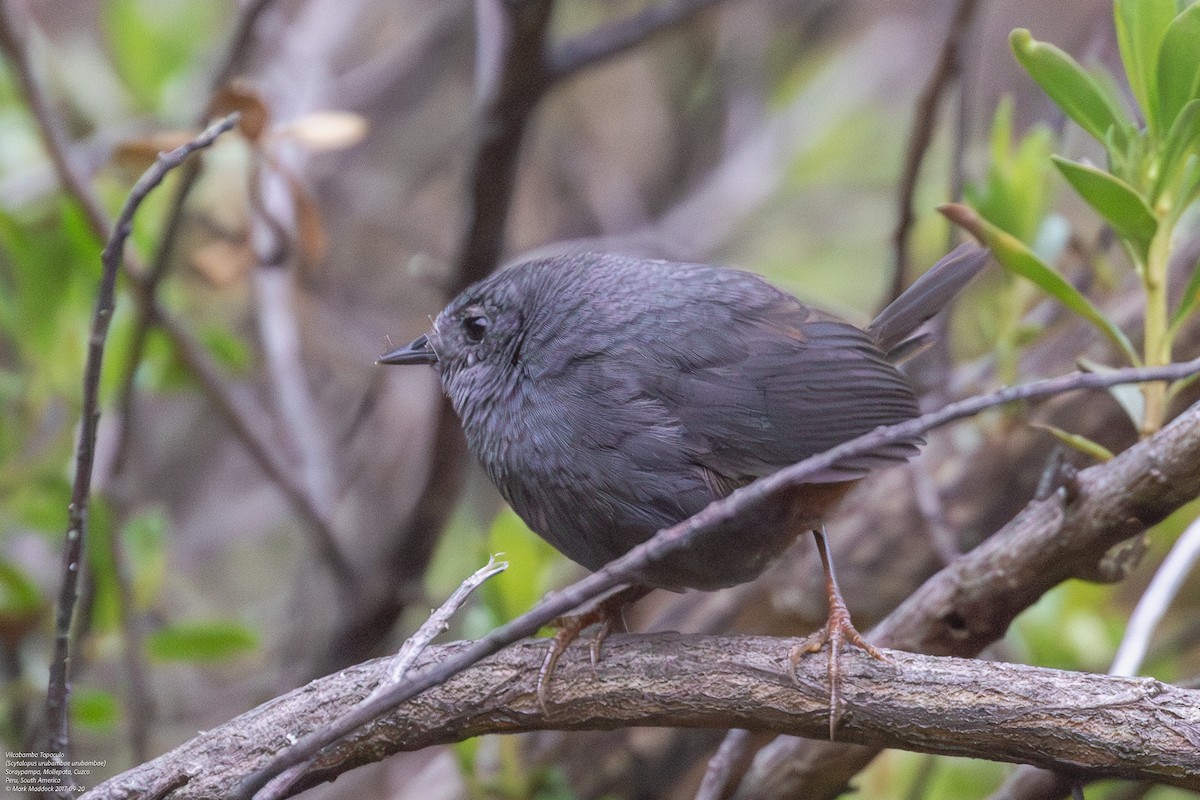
[{"x1": 382, "y1": 245, "x2": 987, "y2": 590}]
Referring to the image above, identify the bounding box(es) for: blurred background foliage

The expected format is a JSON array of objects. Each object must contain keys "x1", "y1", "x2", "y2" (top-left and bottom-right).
[{"x1": 0, "y1": 0, "x2": 1198, "y2": 798}]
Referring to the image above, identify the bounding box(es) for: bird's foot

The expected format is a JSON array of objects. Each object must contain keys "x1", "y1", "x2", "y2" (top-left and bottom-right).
[
  {"x1": 536, "y1": 585, "x2": 647, "y2": 711},
  {"x1": 788, "y1": 599, "x2": 893, "y2": 740}
]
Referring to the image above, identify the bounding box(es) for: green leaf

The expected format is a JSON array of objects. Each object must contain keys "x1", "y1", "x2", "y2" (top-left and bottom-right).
[
  {"x1": 1153, "y1": 99, "x2": 1200, "y2": 205},
  {"x1": 963, "y1": 96, "x2": 1057, "y2": 245},
  {"x1": 1031, "y1": 423, "x2": 1115, "y2": 461},
  {"x1": 200, "y1": 324, "x2": 252, "y2": 373},
  {"x1": 1114, "y1": 0, "x2": 1176, "y2": 135},
  {"x1": 1078, "y1": 357, "x2": 1146, "y2": 434},
  {"x1": 1178, "y1": 153, "x2": 1200, "y2": 209},
  {"x1": 0, "y1": 559, "x2": 45, "y2": 618},
  {"x1": 123, "y1": 507, "x2": 168, "y2": 609},
  {"x1": 71, "y1": 688, "x2": 120, "y2": 730},
  {"x1": 940, "y1": 203, "x2": 1140, "y2": 365},
  {"x1": 1156, "y1": 1, "x2": 1200, "y2": 129},
  {"x1": 1010, "y1": 28, "x2": 1132, "y2": 147},
  {"x1": 145, "y1": 620, "x2": 259, "y2": 662},
  {"x1": 1169, "y1": 243, "x2": 1200, "y2": 330},
  {"x1": 1051, "y1": 156, "x2": 1158, "y2": 257},
  {"x1": 482, "y1": 509, "x2": 561, "y2": 625},
  {"x1": 85, "y1": 498, "x2": 121, "y2": 634}
]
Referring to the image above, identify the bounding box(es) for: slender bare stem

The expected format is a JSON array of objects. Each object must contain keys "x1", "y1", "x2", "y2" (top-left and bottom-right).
[{"x1": 43, "y1": 113, "x2": 241, "y2": 761}]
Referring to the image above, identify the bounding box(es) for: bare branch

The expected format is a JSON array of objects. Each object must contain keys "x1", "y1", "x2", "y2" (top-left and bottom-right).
[
  {"x1": 697, "y1": 729, "x2": 753, "y2": 800},
  {"x1": 237, "y1": 362, "x2": 1200, "y2": 797},
  {"x1": 1111, "y1": 515, "x2": 1200, "y2": 677},
  {"x1": 87, "y1": 636, "x2": 1200, "y2": 799},
  {"x1": 887, "y1": 0, "x2": 984, "y2": 305},
  {"x1": 42, "y1": 112, "x2": 240, "y2": 761},
  {"x1": 257, "y1": 557, "x2": 508, "y2": 800},
  {"x1": 0, "y1": 0, "x2": 355, "y2": 588},
  {"x1": 546, "y1": 0, "x2": 725, "y2": 83}
]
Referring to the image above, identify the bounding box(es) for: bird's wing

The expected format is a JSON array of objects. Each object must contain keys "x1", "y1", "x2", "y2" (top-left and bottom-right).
[{"x1": 646, "y1": 293, "x2": 922, "y2": 484}]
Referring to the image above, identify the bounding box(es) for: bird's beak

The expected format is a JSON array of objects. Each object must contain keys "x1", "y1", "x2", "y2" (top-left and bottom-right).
[{"x1": 377, "y1": 334, "x2": 438, "y2": 365}]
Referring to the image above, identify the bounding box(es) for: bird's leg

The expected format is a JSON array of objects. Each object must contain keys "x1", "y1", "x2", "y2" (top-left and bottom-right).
[
  {"x1": 788, "y1": 526, "x2": 893, "y2": 740},
  {"x1": 537, "y1": 584, "x2": 651, "y2": 711}
]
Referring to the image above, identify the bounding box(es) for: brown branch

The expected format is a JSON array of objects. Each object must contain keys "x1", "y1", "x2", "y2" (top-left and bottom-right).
[
  {"x1": 886, "y1": 0, "x2": 984, "y2": 305},
  {"x1": 42, "y1": 112, "x2": 241, "y2": 762},
  {"x1": 236, "y1": 360, "x2": 1200, "y2": 797},
  {"x1": 85, "y1": 636, "x2": 1200, "y2": 799},
  {"x1": 0, "y1": 0, "x2": 355, "y2": 588},
  {"x1": 545, "y1": 0, "x2": 725, "y2": 83},
  {"x1": 729, "y1": 421, "x2": 1200, "y2": 796},
  {"x1": 257, "y1": 557, "x2": 508, "y2": 800}
]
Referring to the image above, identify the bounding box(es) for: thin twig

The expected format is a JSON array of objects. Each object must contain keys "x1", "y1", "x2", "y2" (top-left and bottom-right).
[
  {"x1": 44, "y1": 114, "x2": 241, "y2": 761},
  {"x1": 0, "y1": 2, "x2": 355, "y2": 588},
  {"x1": 236, "y1": 358, "x2": 1200, "y2": 799},
  {"x1": 546, "y1": 0, "x2": 725, "y2": 83},
  {"x1": 386, "y1": 556, "x2": 507, "y2": 689},
  {"x1": 112, "y1": 0, "x2": 278, "y2": 475},
  {"x1": 696, "y1": 729, "x2": 752, "y2": 800},
  {"x1": 258, "y1": 557, "x2": 508, "y2": 800},
  {"x1": 1111, "y1": 514, "x2": 1200, "y2": 676},
  {"x1": 887, "y1": 0, "x2": 984, "y2": 305}
]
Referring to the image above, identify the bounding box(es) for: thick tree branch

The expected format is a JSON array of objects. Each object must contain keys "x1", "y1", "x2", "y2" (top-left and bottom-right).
[
  {"x1": 85, "y1": 636, "x2": 1200, "y2": 799},
  {"x1": 235, "y1": 362, "x2": 1200, "y2": 797},
  {"x1": 731, "y1": 407, "x2": 1200, "y2": 798}
]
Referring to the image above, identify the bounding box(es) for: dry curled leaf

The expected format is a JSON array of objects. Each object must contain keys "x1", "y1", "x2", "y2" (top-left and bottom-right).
[
  {"x1": 210, "y1": 81, "x2": 271, "y2": 142},
  {"x1": 274, "y1": 110, "x2": 368, "y2": 151},
  {"x1": 112, "y1": 130, "x2": 204, "y2": 172},
  {"x1": 190, "y1": 238, "x2": 254, "y2": 287}
]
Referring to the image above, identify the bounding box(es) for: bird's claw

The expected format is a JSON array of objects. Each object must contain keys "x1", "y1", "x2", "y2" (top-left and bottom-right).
[
  {"x1": 535, "y1": 605, "x2": 619, "y2": 712},
  {"x1": 788, "y1": 601, "x2": 893, "y2": 740}
]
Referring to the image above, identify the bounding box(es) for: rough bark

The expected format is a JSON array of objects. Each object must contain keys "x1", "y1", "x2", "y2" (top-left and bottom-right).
[{"x1": 84, "y1": 637, "x2": 1200, "y2": 799}]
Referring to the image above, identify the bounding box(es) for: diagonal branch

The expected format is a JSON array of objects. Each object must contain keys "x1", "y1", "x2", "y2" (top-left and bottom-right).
[
  {"x1": 237, "y1": 360, "x2": 1200, "y2": 797},
  {"x1": 85, "y1": 636, "x2": 1200, "y2": 799}
]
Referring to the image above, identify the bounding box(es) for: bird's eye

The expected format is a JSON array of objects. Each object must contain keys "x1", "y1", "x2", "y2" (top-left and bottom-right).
[{"x1": 462, "y1": 314, "x2": 489, "y2": 343}]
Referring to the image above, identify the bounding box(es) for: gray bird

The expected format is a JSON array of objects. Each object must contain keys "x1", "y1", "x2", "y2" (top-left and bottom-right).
[{"x1": 381, "y1": 244, "x2": 987, "y2": 734}]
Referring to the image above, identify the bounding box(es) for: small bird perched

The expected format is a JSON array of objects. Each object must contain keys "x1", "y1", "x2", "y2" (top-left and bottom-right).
[{"x1": 381, "y1": 244, "x2": 988, "y2": 735}]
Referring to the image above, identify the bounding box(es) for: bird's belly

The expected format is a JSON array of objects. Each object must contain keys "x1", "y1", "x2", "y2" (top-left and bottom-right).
[{"x1": 515, "y1": 478, "x2": 857, "y2": 592}]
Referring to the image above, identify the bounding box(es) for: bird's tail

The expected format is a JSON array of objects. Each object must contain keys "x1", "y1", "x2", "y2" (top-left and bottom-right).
[{"x1": 866, "y1": 242, "x2": 990, "y2": 363}]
